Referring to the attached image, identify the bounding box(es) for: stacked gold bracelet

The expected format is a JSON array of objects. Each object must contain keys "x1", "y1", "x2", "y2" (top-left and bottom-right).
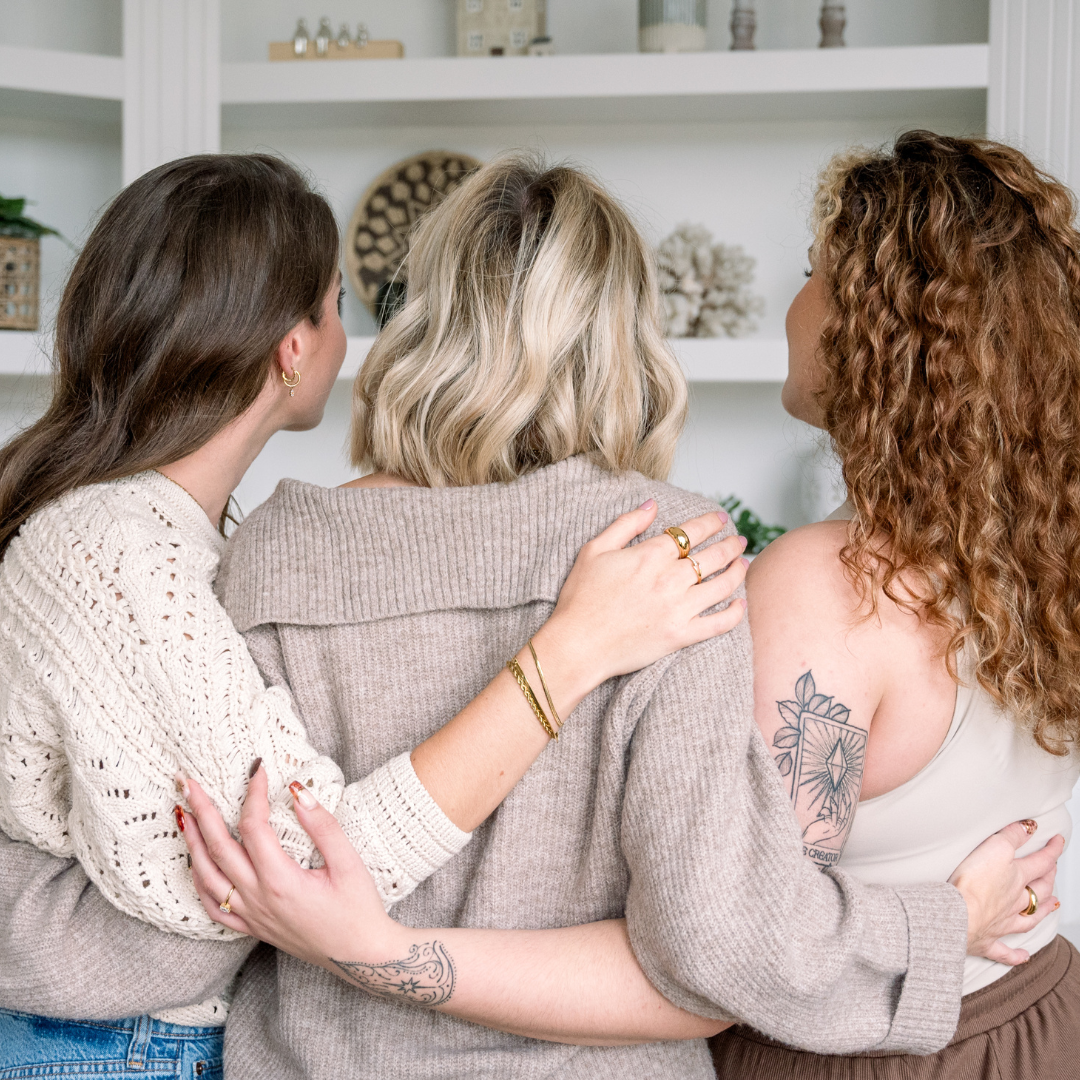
[{"x1": 506, "y1": 638, "x2": 564, "y2": 741}]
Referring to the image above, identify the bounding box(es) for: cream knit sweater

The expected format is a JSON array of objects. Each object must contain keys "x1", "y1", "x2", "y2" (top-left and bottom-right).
[{"x1": 0, "y1": 470, "x2": 469, "y2": 1025}]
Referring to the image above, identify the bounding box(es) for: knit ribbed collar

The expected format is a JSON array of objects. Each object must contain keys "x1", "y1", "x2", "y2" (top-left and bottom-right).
[
  {"x1": 218, "y1": 455, "x2": 677, "y2": 632},
  {"x1": 132, "y1": 469, "x2": 227, "y2": 559}
]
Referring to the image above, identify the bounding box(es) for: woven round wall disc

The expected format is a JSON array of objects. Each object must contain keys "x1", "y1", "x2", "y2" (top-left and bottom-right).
[{"x1": 345, "y1": 150, "x2": 482, "y2": 321}]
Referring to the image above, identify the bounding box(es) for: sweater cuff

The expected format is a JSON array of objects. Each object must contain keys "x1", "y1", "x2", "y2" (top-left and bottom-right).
[
  {"x1": 876, "y1": 881, "x2": 967, "y2": 1054},
  {"x1": 337, "y1": 753, "x2": 471, "y2": 909}
]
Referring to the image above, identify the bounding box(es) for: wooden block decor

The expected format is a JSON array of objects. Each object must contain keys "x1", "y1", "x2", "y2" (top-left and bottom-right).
[
  {"x1": 0, "y1": 236, "x2": 39, "y2": 331},
  {"x1": 268, "y1": 39, "x2": 404, "y2": 61},
  {"x1": 345, "y1": 151, "x2": 482, "y2": 322},
  {"x1": 457, "y1": 0, "x2": 547, "y2": 57}
]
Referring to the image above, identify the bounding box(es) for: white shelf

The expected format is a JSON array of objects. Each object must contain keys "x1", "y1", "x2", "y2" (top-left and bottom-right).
[
  {"x1": 0, "y1": 45, "x2": 123, "y2": 101},
  {"x1": 220, "y1": 44, "x2": 987, "y2": 129},
  {"x1": 336, "y1": 336, "x2": 786, "y2": 384},
  {"x1": 223, "y1": 45, "x2": 987, "y2": 106},
  {"x1": 0, "y1": 332, "x2": 787, "y2": 384}
]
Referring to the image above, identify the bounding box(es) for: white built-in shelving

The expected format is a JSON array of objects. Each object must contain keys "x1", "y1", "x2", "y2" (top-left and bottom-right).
[{"x1": 0, "y1": 330, "x2": 788, "y2": 384}]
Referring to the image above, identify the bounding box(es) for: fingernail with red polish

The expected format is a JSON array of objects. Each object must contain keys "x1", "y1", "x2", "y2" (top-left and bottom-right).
[
  {"x1": 1020, "y1": 819, "x2": 1038, "y2": 835},
  {"x1": 638, "y1": 498, "x2": 655, "y2": 510},
  {"x1": 1055, "y1": 900, "x2": 1061, "y2": 911},
  {"x1": 174, "y1": 773, "x2": 189, "y2": 800},
  {"x1": 174, "y1": 804, "x2": 186, "y2": 832},
  {"x1": 248, "y1": 757, "x2": 263, "y2": 779},
  {"x1": 289, "y1": 781, "x2": 318, "y2": 810}
]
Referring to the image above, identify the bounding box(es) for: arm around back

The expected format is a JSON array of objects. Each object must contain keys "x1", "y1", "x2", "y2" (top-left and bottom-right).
[
  {"x1": 620, "y1": 611, "x2": 969, "y2": 1055},
  {"x1": 0, "y1": 828, "x2": 254, "y2": 1021}
]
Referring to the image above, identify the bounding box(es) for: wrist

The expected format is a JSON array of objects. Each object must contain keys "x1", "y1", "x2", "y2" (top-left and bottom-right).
[
  {"x1": 528, "y1": 617, "x2": 605, "y2": 715},
  {"x1": 949, "y1": 876, "x2": 981, "y2": 953}
]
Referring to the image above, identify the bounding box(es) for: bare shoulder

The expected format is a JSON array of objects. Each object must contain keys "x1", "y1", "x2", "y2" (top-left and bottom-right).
[{"x1": 748, "y1": 521, "x2": 857, "y2": 616}]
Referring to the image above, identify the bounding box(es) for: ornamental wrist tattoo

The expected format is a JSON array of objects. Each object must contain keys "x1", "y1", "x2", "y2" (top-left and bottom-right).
[{"x1": 329, "y1": 940, "x2": 455, "y2": 1006}]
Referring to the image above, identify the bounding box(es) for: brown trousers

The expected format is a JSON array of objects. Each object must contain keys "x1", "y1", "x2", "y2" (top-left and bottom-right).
[{"x1": 709, "y1": 935, "x2": 1080, "y2": 1080}]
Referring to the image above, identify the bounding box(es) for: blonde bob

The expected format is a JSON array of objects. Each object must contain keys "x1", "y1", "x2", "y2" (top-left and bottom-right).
[{"x1": 351, "y1": 153, "x2": 687, "y2": 486}]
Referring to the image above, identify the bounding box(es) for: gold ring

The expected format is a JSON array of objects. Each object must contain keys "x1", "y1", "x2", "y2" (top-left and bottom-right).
[
  {"x1": 664, "y1": 526, "x2": 691, "y2": 559},
  {"x1": 687, "y1": 555, "x2": 702, "y2": 584},
  {"x1": 219, "y1": 886, "x2": 236, "y2": 914},
  {"x1": 1020, "y1": 886, "x2": 1038, "y2": 917}
]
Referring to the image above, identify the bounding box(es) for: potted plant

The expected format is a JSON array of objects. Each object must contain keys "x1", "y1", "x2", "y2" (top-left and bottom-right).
[{"x1": 0, "y1": 196, "x2": 61, "y2": 332}]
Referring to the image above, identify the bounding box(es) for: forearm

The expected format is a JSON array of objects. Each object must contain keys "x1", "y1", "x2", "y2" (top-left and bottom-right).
[
  {"x1": 326, "y1": 917, "x2": 727, "y2": 1045},
  {"x1": 410, "y1": 618, "x2": 596, "y2": 831},
  {"x1": 0, "y1": 830, "x2": 254, "y2": 1019}
]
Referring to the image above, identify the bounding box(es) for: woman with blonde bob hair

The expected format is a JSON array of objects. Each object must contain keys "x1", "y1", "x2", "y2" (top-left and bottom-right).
[
  {"x1": 180, "y1": 153, "x2": 1054, "y2": 1080},
  {"x1": 710, "y1": 130, "x2": 1080, "y2": 1077}
]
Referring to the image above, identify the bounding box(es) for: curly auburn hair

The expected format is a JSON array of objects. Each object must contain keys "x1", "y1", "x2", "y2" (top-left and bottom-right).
[{"x1": 812, "y1": 130, "x2": 1080, "y2": 755}]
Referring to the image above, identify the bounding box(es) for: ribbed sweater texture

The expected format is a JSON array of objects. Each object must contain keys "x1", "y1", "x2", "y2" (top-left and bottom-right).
[{"x1": 210, "y1": 456, "x2": 968, "y2": 1080}]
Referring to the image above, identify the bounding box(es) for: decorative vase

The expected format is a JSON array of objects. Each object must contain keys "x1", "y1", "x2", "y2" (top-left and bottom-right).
[
  {"x1": 730, "y1": 2, "x2": 755, "y2": 51},
  {"x1": 0, "y1": 235, "x2": 39, "y2": 331},
  {"x1": 819, "y1": 3, "x2": 846, "y2": 48},
  {"x1": 639, "y1": 0, "x2": 707, "y2": 54}
]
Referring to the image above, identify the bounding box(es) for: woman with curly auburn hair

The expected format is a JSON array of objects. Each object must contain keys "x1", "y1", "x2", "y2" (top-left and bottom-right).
[{"x1": 710, "y1": 130, "x2": 1080, "y2": 1077}]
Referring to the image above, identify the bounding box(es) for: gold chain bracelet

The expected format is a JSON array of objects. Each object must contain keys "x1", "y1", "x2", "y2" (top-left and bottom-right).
[{"x1": 506, "y1": 656, "x2": 558, "y2": 741}]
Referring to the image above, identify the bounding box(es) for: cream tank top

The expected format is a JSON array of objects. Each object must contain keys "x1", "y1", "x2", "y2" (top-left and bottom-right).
[{"x1": 826, "y1": 503, "x2": 1080, "y2": 995}]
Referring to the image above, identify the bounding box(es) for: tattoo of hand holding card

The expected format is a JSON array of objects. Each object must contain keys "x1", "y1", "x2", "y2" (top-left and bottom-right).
[
  {"x1": 330, "y1": 941, "x2": 455, "y2": 1005},
  {"x1": 773, "y1": 670, "x2": 866, "y2": 869}
]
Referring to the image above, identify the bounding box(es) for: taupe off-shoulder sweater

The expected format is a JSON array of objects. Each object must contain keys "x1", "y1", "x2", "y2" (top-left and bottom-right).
[{"x1": 210, "y1": 456, "x2": 967, "y2": 1080}]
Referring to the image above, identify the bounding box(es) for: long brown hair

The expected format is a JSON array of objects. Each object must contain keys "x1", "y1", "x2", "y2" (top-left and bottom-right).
[
  {"x1": 813, "y1": 130, "x2": 1080, "y2": 754},
  {"x1": 352, "y1": 153, "x2": 687, "y2": 486},
  {"x1": 0, "y1": 153, "x2": 339, "y2": 557}
]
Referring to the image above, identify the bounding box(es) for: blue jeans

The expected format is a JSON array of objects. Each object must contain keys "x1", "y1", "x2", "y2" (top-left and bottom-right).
[{"x1": 0, "y1": 1010, "x2": 222, "y2": 1078}]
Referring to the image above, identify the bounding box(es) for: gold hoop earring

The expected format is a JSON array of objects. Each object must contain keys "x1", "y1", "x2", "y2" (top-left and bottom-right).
[{"x1": 282, "y1": 369, "x2": 301, "y2": 397}]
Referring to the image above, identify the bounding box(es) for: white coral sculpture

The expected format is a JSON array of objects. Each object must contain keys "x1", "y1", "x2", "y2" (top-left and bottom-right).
[{"x1": 656, "y1": 223, "x2": 765, "y2": 338}]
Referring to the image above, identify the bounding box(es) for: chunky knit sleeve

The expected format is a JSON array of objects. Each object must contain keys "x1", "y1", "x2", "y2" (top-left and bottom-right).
[{"x1": 0, "y1": 482, "x2": 469, "y2": 940}]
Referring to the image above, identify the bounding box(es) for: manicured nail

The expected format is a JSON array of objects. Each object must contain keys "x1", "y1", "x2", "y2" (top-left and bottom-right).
[
  {"x1": 174, "y1": 773, "x2": 190, "y2": 799},
  {"x1": 248, "y1": 757, "x2": 263, "y2": 779},
  {"x1": 289, "y1": 781, "x2": 318, "y2": 810},
  {"x1": 740, "y1": 598, "x2": 748, "y2": 609},
  {"x1": 717, "y1": 510, "x2": 728, "y2": 523},
  {"x1": 741, "y1": 557, "x2": 750, "y2": 568},
  {"x1": 739, "y1": 536, "x2": 748, "y2": 551},
  {"x1": 1020, "y1": 819, "x2": 1038, "y2": 835},
  {"x1": 638, "y1": 498, "x2": 655, "y2": 510},
  {"x1": 1055, "y1": 900, "x2": 1061, "y2": 910},
  {"x1": 174, "y1": 804, "x2": 186, "y2": 832}
]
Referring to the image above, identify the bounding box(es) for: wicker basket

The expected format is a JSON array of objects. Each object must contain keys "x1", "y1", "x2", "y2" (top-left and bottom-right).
[{"x1": 0, "y1": 235, "x2": 40, "y2": 331}]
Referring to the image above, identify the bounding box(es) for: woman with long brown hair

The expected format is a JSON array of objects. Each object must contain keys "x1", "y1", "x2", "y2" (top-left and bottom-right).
[
  {"x1": 708, "y1": 130, "x2": 1080, "y2": 1076},
  {"x1": 174, "y1": 151, "x2": 1061, "y2": 1079},
  {"x1": 0, "y1": 152, "x2": 750, "y2": 1077}
]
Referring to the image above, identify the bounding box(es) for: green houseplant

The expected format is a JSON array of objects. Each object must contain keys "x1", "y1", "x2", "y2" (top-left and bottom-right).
[{"x1": 719, "y1": 495, "x2": 786, "y2": 555}]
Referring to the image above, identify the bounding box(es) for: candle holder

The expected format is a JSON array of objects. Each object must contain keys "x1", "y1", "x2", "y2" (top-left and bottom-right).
[
  {"x1": 730, "y1": 2, "x2": 755, "y2": 51},
  {"x1": 819, "y1": 3, "x2": 846, "y2": 48}
]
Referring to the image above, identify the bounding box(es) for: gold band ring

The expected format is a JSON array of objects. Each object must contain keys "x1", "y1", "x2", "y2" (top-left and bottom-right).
[
  {"x1": 219, "y1": 886, "x2": 236, "y2": 914},
  {"x1": 664, "y1": 526, "x2": 691, "y2": 559},
  {"x1": 1020, "y1": 886, "x2": 1038, "y2": 917},
  {"x1": 687, "y1": 555, "x2": 702, "y2": 584}
]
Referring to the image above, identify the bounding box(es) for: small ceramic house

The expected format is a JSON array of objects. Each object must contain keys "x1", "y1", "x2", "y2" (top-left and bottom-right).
[{"x1": 456, "y1": 0, "x2": 547, "y2": 57}]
